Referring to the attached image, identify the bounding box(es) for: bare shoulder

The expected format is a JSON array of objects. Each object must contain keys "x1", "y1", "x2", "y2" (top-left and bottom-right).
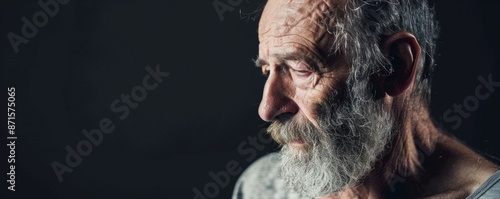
[{"x1": 416, "y1": 133, "x2": 500, "y2": 198}]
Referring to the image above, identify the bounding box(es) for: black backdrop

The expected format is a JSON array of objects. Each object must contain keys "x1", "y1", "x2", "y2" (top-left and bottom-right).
[{"x1": 1, "y1": 0, "x2": 499, "y2": 198}]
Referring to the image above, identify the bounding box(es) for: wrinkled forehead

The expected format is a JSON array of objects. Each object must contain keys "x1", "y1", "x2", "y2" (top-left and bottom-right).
[
  {"x1": 257, "y1": 0, "x2": 346, "y2": 66},
  {"x1": 258, "y1": 0, "x2": 340, "y2": 41}
]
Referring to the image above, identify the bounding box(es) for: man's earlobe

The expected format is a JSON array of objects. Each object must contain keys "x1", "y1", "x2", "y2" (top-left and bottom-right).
[{"x1": 382, "y1": 32, "x2": 421, "y2": 97}]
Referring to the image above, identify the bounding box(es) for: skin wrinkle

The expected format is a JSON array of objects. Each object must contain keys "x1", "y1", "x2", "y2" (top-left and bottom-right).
[
  {"x1": 259, "y1": 0, "x2": 337, "y2": 70},
  {"x1": 260, "y1": 36, "x2": 325, "y2": 68},
  {"x1": 275, "y1": 43, "x2": 325, "y2": 71}
]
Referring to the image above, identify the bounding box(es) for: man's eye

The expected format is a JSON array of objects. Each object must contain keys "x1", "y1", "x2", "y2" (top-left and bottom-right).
[{"x1": 290, "y1": 68, "x2": 312, "y2": 77}]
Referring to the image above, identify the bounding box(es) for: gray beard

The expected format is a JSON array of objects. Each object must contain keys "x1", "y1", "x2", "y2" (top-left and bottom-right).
[{"x1": 268, "y1": 87, "x2": 393, "y2": 197}]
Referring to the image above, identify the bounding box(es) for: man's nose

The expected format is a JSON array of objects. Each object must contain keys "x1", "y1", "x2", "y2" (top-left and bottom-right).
[{"x1": 258, "y1": 73, "x2": 298, "y2": 122}]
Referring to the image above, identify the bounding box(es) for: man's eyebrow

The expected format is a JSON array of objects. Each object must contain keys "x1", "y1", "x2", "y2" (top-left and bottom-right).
[
  {"x1": 254, "y1": 56, "x2": 268, "y2": 68},
  {"x1": 273, "y1": 52, "x2": 305, "y2": 61},
  {"x1": 273, "y1": 52, "x2": 323, "y2": 71},
  {"x1": 254, "y1": 52, "x2": 325, "y2": 70}
]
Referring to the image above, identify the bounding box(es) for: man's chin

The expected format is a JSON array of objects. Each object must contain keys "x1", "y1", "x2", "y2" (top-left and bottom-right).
[
  {"x1": 279, "y1": 150, "x2": 349, "y2": 197},
  {"x1": 279, "y1": 140, "x2": 366, "y2": 197}
]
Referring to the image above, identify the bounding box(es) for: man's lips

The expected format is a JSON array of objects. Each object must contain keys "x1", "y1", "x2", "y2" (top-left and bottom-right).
[{"x1": 290, "y1": 141, "x2": 305, "y2": 147}]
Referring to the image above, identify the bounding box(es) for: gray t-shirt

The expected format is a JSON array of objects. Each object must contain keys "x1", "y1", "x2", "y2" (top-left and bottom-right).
[
  {"x1": 233, "y1": 153, "x2": 500, "y2": 199},
  {"x1": 467, "y1": 170, "x2": 500, "y2": 199},
  {"x1": 232, "y1": 153, "x2": 305, "y2": 199}
]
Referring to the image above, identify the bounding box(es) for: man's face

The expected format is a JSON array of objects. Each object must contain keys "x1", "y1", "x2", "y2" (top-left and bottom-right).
[
  {"x1": 257, "y1": 0, "x2": 343, "y2": 127},
  {"x1": 257, "y1": 0, "x2": 393, "y2": 197}
]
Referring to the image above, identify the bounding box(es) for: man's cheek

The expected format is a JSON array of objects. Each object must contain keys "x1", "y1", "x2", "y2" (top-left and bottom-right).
[{"x1": 295, "y1": 90, "x2": 328, "y2": 110}]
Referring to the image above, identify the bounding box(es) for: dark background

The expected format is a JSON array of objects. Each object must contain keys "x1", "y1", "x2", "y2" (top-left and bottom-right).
[{"x1": 1, "y1": 0, "x2": 499, "y2": 198}]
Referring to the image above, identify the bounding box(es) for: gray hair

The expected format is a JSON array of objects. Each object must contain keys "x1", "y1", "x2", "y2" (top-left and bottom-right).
[{"x1": 329, "y1": 0, "x2": 439, "y2": 105}]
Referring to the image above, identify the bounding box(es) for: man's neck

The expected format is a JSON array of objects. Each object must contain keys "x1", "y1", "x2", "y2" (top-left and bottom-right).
[{"x1": 320, "y1": 102, "x2": 498, "y2": 199}]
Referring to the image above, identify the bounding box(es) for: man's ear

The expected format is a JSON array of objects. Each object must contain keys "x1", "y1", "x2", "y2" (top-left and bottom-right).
[{"x1": 382, "y1": 32, "x2": 421, "y2": 97}]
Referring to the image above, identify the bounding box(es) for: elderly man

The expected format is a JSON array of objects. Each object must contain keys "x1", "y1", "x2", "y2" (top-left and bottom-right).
[{"x1": 232, "y1": 0, "x2": 500, "y2": 198}]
